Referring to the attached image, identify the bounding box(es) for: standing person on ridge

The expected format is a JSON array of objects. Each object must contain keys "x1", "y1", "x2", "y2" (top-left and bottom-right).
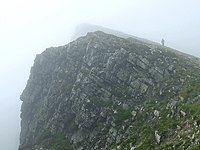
[{"x1": 161, "y1": 38, "x2": 165, "y2": 46}]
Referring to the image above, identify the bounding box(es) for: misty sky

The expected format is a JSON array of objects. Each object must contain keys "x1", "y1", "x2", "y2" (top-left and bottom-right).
[{"x1": 0, "y1": 0, "x2": 200, "y2": 149}]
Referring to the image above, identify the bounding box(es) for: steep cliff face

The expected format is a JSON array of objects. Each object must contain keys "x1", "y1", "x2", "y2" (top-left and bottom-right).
[{"x1": 19, "y1": 31, "x2": 200, "y2": 150}]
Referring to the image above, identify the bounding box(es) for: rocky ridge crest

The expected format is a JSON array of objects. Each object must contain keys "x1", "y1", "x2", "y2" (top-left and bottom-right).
[{"x1": 20, "y1": 31, "x2": 200, "y2": 150}]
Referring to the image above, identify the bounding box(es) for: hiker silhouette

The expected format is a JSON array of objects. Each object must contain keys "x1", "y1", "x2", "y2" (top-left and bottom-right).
[{"x1": 161, "y1": 39, "x2": 165, "y2": 46}]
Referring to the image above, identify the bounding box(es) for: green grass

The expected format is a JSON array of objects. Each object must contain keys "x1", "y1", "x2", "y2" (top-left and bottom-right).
[
  {"x1": 114, "y1": 108, "x2": 132, "y2": 124},
  {"x1": 37, "y1": 129, "x2": 72, "y2": 150},
  {"x1": 182, "y1": 102, "x2": 200, "y2": 116}
]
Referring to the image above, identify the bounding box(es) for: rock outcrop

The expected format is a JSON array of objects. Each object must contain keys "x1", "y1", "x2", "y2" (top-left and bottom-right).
[{"x1": 19, "y1": 31, "x2": 200, "y2": 150}]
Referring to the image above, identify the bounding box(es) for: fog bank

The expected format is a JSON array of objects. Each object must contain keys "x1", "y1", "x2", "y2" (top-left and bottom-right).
[{"x1": 0, "y1": 0, "x2": 199, "y2": 149}]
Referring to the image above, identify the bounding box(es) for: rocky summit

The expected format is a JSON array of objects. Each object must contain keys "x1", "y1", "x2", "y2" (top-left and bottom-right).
[{"x1": 19, "y1": 31, "x2": 200, "y2": 150}]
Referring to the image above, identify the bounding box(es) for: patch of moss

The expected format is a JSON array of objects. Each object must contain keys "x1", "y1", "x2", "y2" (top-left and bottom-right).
[
  {"x1": 180, "y1": 81, "x2": 200, "y2": 99},
  {"x1": 191, "y1": 144, "x2": 200, "y2": 150},
  {"x1": 51, "y1": 134, "x2": 71, "y2": 150},
  {"x1": 36, "y1": 129, "x2": 72, "y2": 150},
  {"x1": 37, "y1": 129, "x2": 52, "y2": 141},
  {"x1": 182, "y1": 102, "x2": 200, "y2": 116},
  {"x1": 114, "y1": 108, "x2": 132, "y2": 124}
]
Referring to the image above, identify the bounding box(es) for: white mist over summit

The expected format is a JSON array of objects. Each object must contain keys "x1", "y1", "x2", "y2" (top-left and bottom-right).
[
  {"x1": 72, "y1": 23, "x2": 160, "y2": 45},
  {"x1": 0, "y1": 0, "x2": 200, "y2": 149}
]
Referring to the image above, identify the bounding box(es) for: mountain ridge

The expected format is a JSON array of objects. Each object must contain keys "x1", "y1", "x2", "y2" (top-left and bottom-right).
[
  {"x1": 19, "y1": 31, "x2": 200, "y2": 150},
  {"x1": 72, "y1": 24, "x2": 160, "y2": 45}
]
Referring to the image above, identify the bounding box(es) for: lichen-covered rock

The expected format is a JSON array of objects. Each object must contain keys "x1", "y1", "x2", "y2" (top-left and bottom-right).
[
  {"x1": 154, "y1": 110, "x2": 160, "y2": 118},
  {"x1": 155, "y1": 130, "x2": 161, "y2": 144}
]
